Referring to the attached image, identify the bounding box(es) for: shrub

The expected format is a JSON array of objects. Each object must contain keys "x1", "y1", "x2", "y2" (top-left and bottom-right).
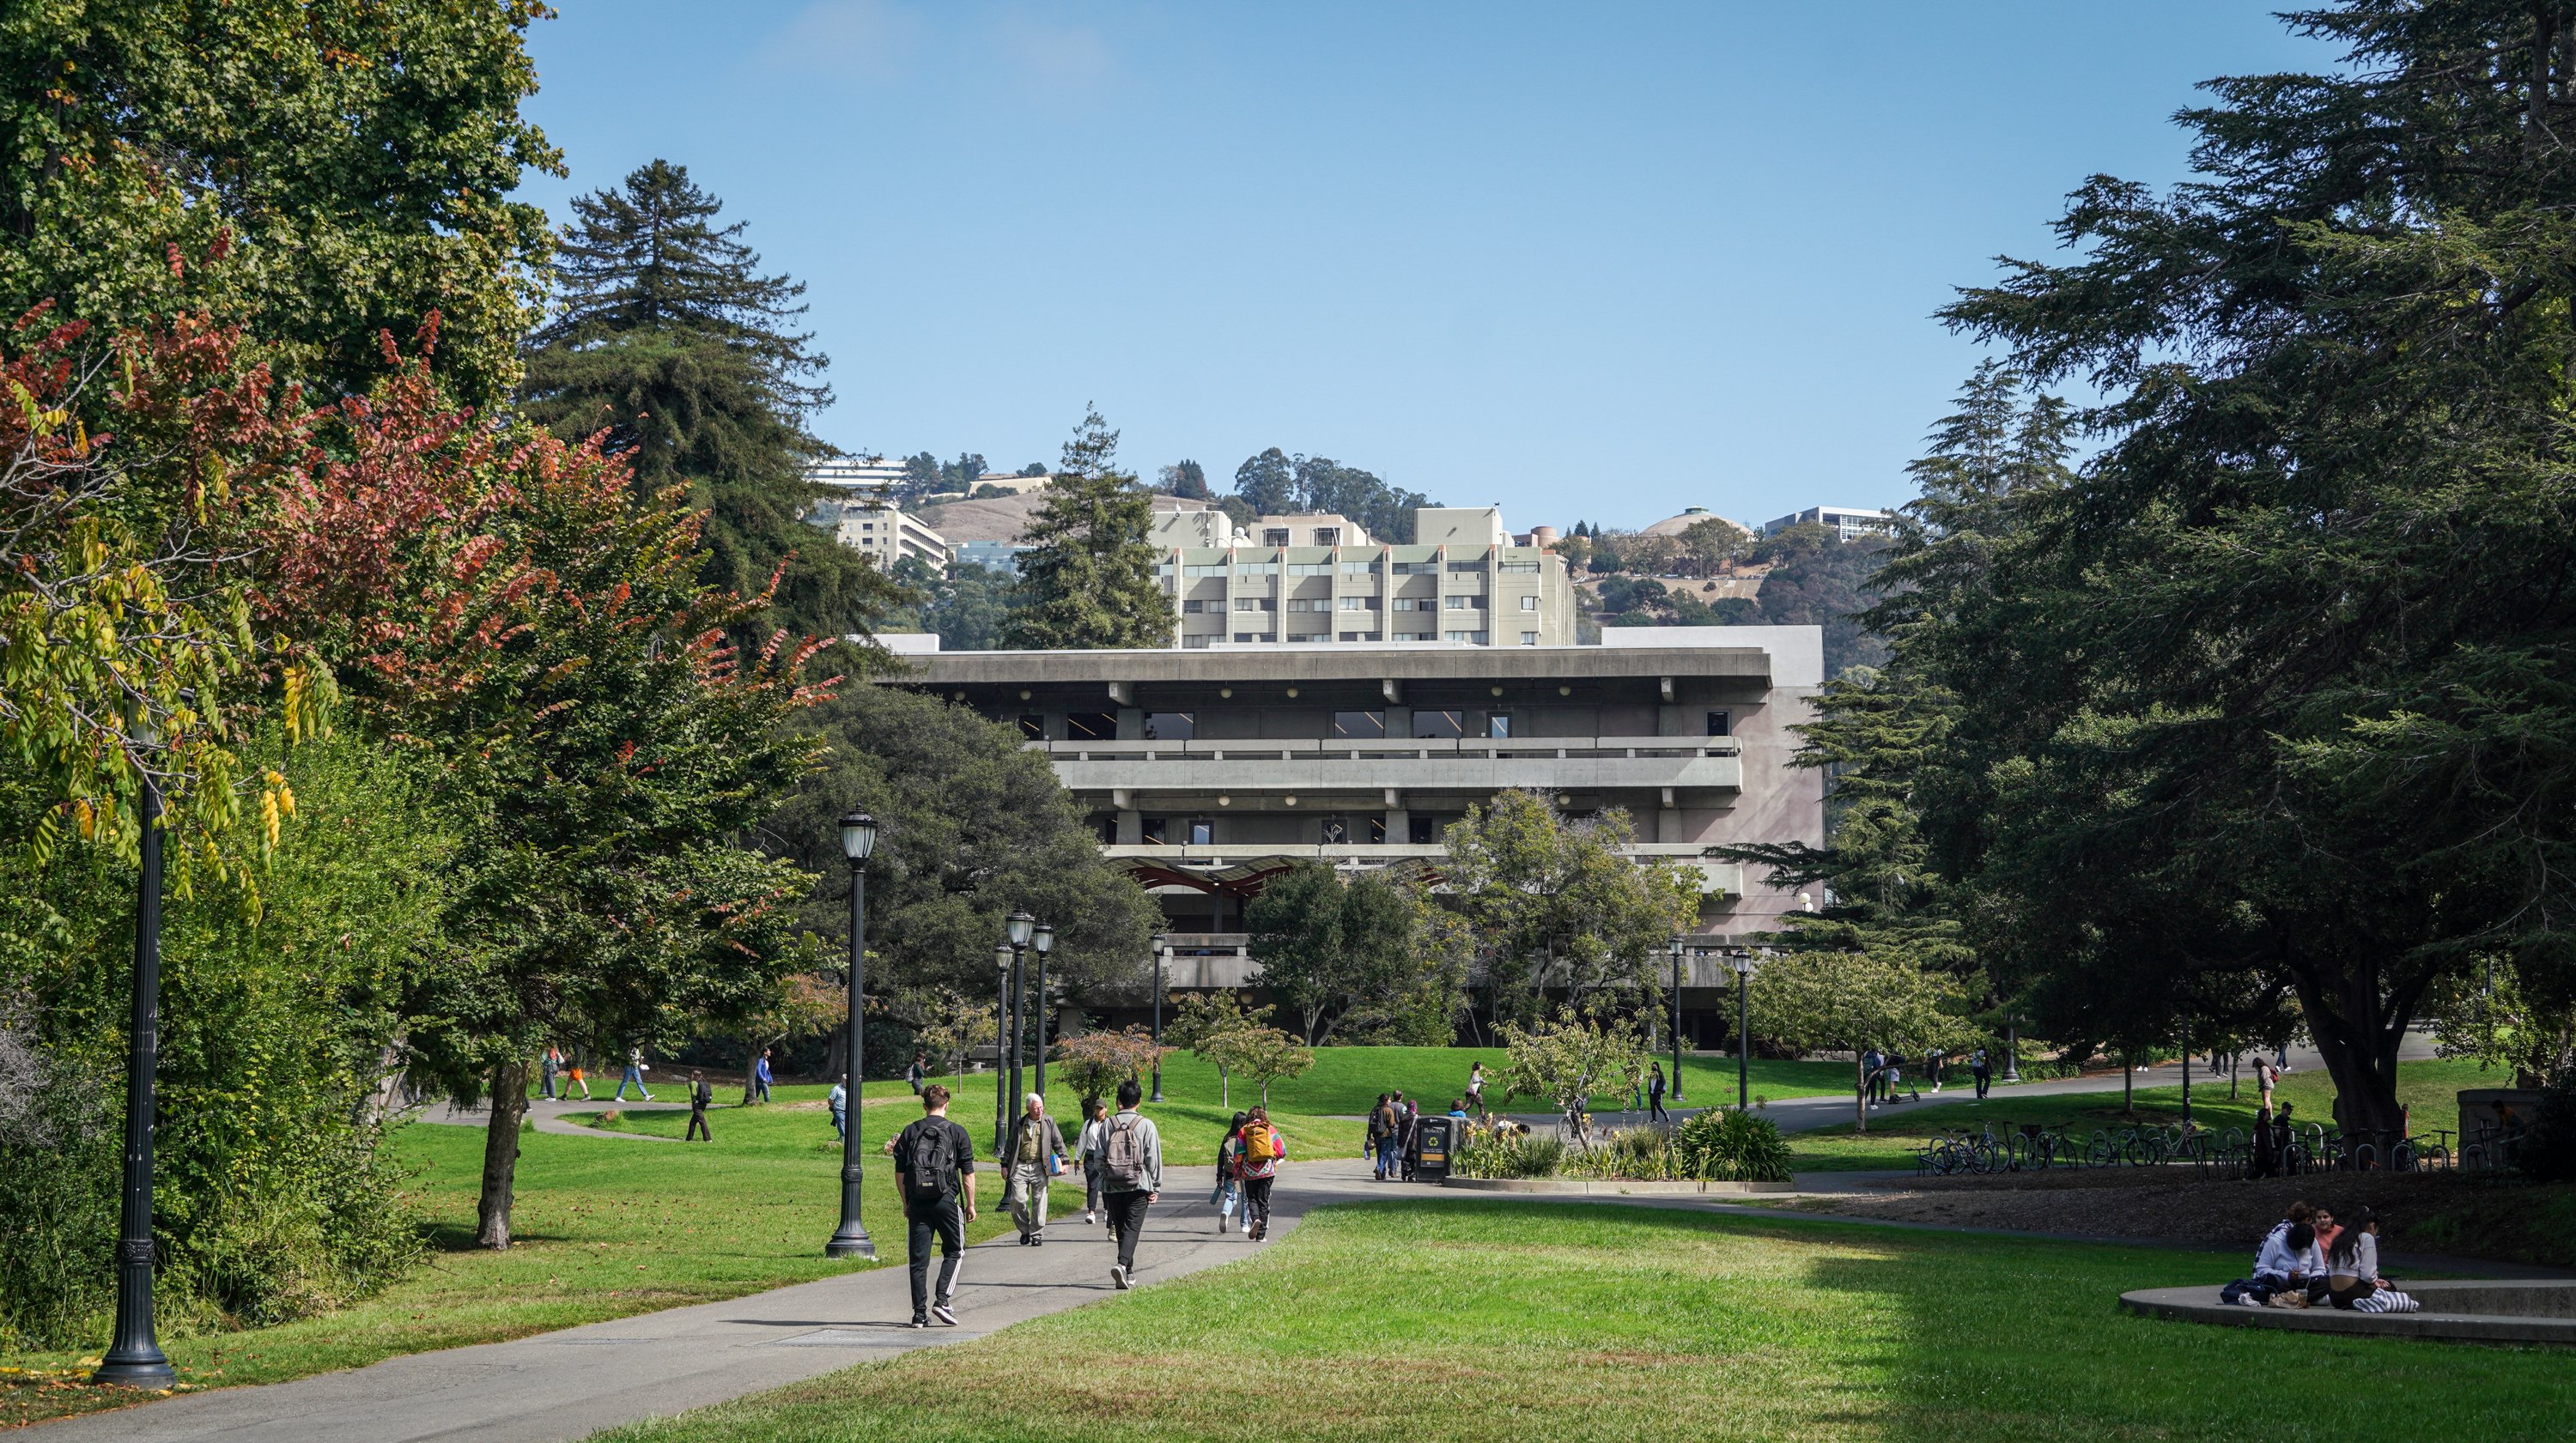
[
  {"x1": 1673, "y1": 1108, "x2": 1792, "y2": 1183},
  {"x1": 1453, "y1": 1128, "x2": 1566, "y2": 1179},
  {"x1": 1562, "y1": 1125, "x2": 1676, "y2": 1180},
  {"x1": 2518, "y1": 1074, "x2": 2576, "y2": 1183}
]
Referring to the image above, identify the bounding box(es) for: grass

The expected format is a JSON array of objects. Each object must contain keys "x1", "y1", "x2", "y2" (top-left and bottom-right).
[
  {"x1": 1785, "y1": 1058, "x2": 2500, "y2": 1172},
  {"x1": 587, "y1": 1201, "x2": 2576, "y2": 1443},
  {"x1": 0, "y1": 1113, "x2": 1067, "y2": 1428}
]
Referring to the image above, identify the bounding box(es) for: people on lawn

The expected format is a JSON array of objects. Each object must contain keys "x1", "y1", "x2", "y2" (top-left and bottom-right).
[
  {"x1": 1234, "y1": 1105, "x2": 1285, "y2": 1240},
  {"x1": 907, "y1": 1052, "x2": 927, "y2": 1095},
  {"x1": 1397, "y1": 1095, "x2": 1422, "y2": 1180},
  {"x1": 1971, "y1": 1048, "x2": 1992, "y2": 1101},
  {"x1": 1098, "y1": 1078, "x2": 1163, "y2": 1290},
  {"x1": 751, "y1": 1048, "x2": 774, "y2": 1104},
  {"x1": 1466, "y1": 1062, "x2": 1486, "y2": 1113},
  {"x1": 540, "y1": 1045, "x2": 562, "y2": 1100},
  {"x1": 685, "y1": 1070, "x2": 714, "y2": 1141},
  {"x1": 1003, "y1": 1092, "x2": 1066, "y2": 1246},
  {"x1": 1648, "y1": 1062, "x2": 1669, "y2": 1123},
  {"x1": 2325, "y1": 1206, "x2": 2419, "y2": 1313},
  {"x1": 827, "y1": 1074, "x2": 848, "y2": 1139},
  {"x1": 1371, "y1": 1093, "x2": 1402, "y2": 1180},
  {"x1": 616, "y1": 1045, "x2": 653, "y2": 1101},
  {"x1": 1368, "y1": 1093, "x2": 1394, "y2": 1179},
  {"x1": 887, "y1": 1083, "x2": 977, "y2": 1328}
]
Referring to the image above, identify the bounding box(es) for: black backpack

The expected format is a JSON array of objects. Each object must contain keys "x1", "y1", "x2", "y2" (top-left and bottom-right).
[{"x1": 904, "y1": 1121, "x2": 958, "y2": 1204}]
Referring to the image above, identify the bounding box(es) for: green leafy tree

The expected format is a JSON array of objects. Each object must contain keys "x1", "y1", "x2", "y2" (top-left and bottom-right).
[
  {"x1": 1440, "y1": 791, "x2": 1701, "y2": 1023},
  {"x1": 1245, "y1": 864, "x2": 1454, "y2": 1044},
  {"x1": 1005, "y1": 407, "x2": 1168, "y2": 649},
  {"x1": 890, "y1": 557, "x2": 1021, "y2": 652},
  {"x1": 1677, "y1": 518, "x2": 1749, "y2": 577},
  {"x1": 517, "y1": 160, "x2": 903, "y2": 648},
  {"x1": 1494, "y1": 1008, "x2": 1649, "y2": 1132},
  {"x1": 1231, "y1": 446, "x2": 1297, "y2": 514},
  {"x1": 0, "y1": 0, "x2": 558, "y2": 409},
  {"x1": 1050, "y1": 1026, "x2": 1170, "y2": 1112},
  {"x1": 1168, "y1": 991, "x2": 1271, "y2": 1108},
  {"x1": 1157, "y1": 459, "x2": 1210, "y2": 499},
  {"x1": 1751, "y1": 525, "x2": 1892, "y2": 677},
  {"x1": 761, "y1": 682, "x2": 1158, "y2": 1001},
  {"x1": 1215, "y1": 1024, "x2": 1314, "y2": 1107},
  {"x1": 897, "y1": 986, "x2": 999, "y2": 1082},
  {"x1": 1746, "y1": 950, "x2": 1968, "y2": 1133}
]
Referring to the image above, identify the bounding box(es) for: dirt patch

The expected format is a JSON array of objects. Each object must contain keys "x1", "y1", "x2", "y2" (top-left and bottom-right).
[{"x1": 1792, "y1": 1169, "x2": 2576, "y2": 1270}]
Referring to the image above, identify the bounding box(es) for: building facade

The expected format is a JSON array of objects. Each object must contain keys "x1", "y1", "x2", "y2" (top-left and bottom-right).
[
  {"x1": 1760, "y1": 505, "x2": 1895, "y2": 542},
  {"x1": 893, "y1": 626, "x2": 1825, "y2": 1034},
  {"x1": 831, "y1": 505, "x2": 950, "y2": 573},
  {"x1": 1158, "y1": 505, "x2": 1577, "y2": 650}
]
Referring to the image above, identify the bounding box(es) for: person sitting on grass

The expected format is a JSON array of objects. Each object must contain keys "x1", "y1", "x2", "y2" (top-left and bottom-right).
[
  {"x1": 2326, "y1": 1205, "x2": 2420, "y2": 1313},
  {"x1": 2238, "y1": 1203, "x2": 2324, "y2": 1307}
]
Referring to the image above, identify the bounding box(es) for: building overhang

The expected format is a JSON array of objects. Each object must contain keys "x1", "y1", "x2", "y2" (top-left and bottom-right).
[{"x1": 893, "y1": 644, "x2": 1773, "y2": 691}]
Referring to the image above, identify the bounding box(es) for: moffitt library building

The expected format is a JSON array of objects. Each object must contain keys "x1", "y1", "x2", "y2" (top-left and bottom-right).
[{"x1": 880, "y1": 505, "x2": 1826, "y2": 1044}]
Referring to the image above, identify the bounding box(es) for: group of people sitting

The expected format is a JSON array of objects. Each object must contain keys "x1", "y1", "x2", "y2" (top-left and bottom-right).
[{"x1": 2222, "y1": 1200, "x2": 2420, "y2": 1313}]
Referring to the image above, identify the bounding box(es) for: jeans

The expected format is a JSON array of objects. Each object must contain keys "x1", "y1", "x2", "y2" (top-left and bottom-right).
[
  {"x1": 753, "y1": 1075, "x2": 771, "y2": 1103},
  {"x1": 829, "y1": 1107, "x2": 846, "y2": 1139},
  {"x1": 1084, "y1": 1160, "x2": 1103, "y2": 1215},
  {"x1": 539, "y1": 1065, "x2": 557, "y2": 1100},
  {"x1": 1007, "y1": 1162, "x2": 1050, "y2": 1237},
  {"x1": 906, "y1": 1198, "x2": 965, "y2": 1319},
  {"x1": 1973, "y1": 1070, "x2": 1990, "y2": 1100},
  {"x1": 1103, "y1": 1189, "x2": 1150, "y2": 1272},
  {"x1": 616, "y1": 1066, "x2": 649, "y2": 1100}
]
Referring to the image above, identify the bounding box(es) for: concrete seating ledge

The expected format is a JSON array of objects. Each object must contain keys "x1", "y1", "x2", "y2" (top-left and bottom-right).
[
  {"x1": 1440, "y1": 1177, "x2": 1795, "y2": 1196},
  {"x1": 2120, "y1": 1281, "x2": 2576, "y2": 1345}
]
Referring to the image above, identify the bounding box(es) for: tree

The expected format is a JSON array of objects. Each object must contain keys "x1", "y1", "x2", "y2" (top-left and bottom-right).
[
  {"x1": 1747, "y1": 950, "x2": 1968, "y2": 1133},
  {"x1": 889, "y1": 558, "x2": 1021, "y2": 652},
  {"x1": 0, "y1": 0, "x2": 559, "y2": 409},
  {"x1": 1494, "y1": 1009, "x2": 1648, "y2": 1136},
  {"x1": 1005, "y1": 407, "x2": 1168, "y2": 649},
  {"x1": 1050, "y1": 1027, "x2": 1170, "y2": 1112},
  {"x1": 897, "y1": 986, "x2": 997, "y2": 1082},
  {"x1": 1217, "y1": 1026, "x2": 1314, "y2": 1107},
  {"x1": 1242, "y1": 865, "x2": 1437, "y2": 1044},
  {"x1": 1290, "y1": 455, "x2": 1436, "y2": 543},
  {"x1": 1923, "y1": 3, "x2": 2576, "y2": 1125},
  {"x1": 1157, "y1": 459, "x2": 1210, "y2": 499},
  {"x1": 726, "y1": 972, "x2": 841, "y2": 1104},
  {"x1": 1752, "y1": 526, "x2": 1891, "y2": 677},
  {"x1": 760, "y1": 682, "x2": 1158, "y2": 1001},
  {"x1": 517, "y1": 161, "x2": 904, "y2": 647},
  {"x1": 1231, "y1": 447, "x2": 1297, "y2": 515},
  {"x1": 1168, "y1": 992, "x2": 1270, "y2": 1108},
  {"x1": 1677, "y1": 518, "x2": 1749, "y2": 577},
  {"x1": 1439, "y1": 791, "x2": 1701, "y2": 1023}
]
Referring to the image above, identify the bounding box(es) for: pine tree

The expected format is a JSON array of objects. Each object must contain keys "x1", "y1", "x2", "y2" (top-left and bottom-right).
[
  {"x1": 518, "y1": 160, "x2": 902, "y2": 647},
  {"x1": 1005, "y1": 407, "x2": 1170, "y2": 649}
]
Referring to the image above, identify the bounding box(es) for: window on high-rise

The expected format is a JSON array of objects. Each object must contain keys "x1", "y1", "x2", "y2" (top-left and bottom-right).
[
  {"x1": 1334, "y1": 710, "x2": 1386, "y2": 739},
  {"x1": 1066, "y1": 712, "x2": 1117, "y2": 741},
  {"x1": 1706, "y1": 710, "x2": 1732, "y2": 737},
  {"x1": 1412, "y1": 710, "x2": 1464, "y2": 739}
]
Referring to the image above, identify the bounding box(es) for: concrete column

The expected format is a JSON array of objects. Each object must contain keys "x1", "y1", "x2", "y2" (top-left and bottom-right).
[
  {"x1": 1116, "y1": 707, "x2": 1143, "y2": 740},
  {"x1": 1115, "y1": 809, "x2": 1143, "y2": 845}
]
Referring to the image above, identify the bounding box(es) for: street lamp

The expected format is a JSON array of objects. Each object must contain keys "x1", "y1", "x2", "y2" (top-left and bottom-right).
[
  {"x1": 1030, "y1": 921, "x2": 1055, "y2": 1099},
  {"x1": 2002, "y1": 1012, "x2": 2022, "y2": 1083},
  {"x1": 993, "y1": 943, "x2": 1013, "y2": 1155},
  {"x1": 95, "y1": 732, "x2": 173, "y2": 1389},
  {"x1": 1004, "y1": 912, "x2": 1034, "y2": 1135},
  {"x1": 1668, "y1": 937, "x2": 1686, "y2": 1106},
  {"x1": 823, "y1": 811, "x2": 878, "y2": 1259},
  {"x1": 1150, "y1": 936, "x2": 1170, "y2": 1102},
  {"x1": 1727, "y1": 951, "x2": 1761, "y2": 1112}
]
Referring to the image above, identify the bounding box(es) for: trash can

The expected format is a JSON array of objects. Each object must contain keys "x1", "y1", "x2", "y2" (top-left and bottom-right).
[{"x1": 1413, "y1": 1115, "x2": 1456, "y2": 1183}]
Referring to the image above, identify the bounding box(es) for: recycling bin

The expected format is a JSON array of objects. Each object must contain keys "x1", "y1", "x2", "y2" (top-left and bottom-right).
[{"x1": 1413, "y1": 1114, "x2": 1456, "y2": 1182}]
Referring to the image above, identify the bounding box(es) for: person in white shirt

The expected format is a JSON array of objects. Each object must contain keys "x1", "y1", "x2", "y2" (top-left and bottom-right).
[{"x1": 2326, "y1": 1206, "x2": 2419, "y2": 1313}]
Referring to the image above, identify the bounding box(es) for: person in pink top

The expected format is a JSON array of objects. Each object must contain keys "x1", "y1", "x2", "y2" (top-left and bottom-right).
[{"x1": 1232, "y1": 1105, "x2": 1289, "y2": 1240}]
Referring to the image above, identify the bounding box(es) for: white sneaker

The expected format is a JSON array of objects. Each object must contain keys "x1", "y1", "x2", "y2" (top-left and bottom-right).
[
  {"x1": 1109, "y1": 1264, "x2": 1129, "y2": 1290},
  {"x1": 931, "y1": 1301, "x2": 957, "y2": 1326},
  {"x1": 1240, "y1": 1222, "x2": 1253, "y2": 1236}
]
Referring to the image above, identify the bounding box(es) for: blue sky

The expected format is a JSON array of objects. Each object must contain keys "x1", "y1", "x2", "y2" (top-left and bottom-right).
[{"x1": 520, "y1": 3, "x2": 2330, "y2": 531}]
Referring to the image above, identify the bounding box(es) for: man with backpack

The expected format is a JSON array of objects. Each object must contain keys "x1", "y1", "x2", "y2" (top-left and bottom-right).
[
  {"x1": 685, "y1": 1070, "x2": 714, "y2": 1142},
  {"x1": 883, "y1": 1083, "x2": 978, "y2": 1327},
  {"x1": 1097, "y1": 1078, "x2": 1163, "y2": 1290},
  {"x1": 1233, "y1": 1105, "x2": 1287, "y2": 1240}
]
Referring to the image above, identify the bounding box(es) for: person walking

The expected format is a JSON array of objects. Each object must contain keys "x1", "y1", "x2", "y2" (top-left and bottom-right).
[
  {"x1": 1925, "y1": 1048, "x2": 1944, "y2": 1094},
  {"x1": 752, "y1": 1048, "x2": 774, "y2": 1104},
  {"x1": 1004, "y1": 1092, "x2": 1066, "y2": 1246},
  {"x1": 1465, "y1": 1063, "x2": 1485, "y2": 1114},
  {"x1": 1212, "y1": 1112, "x2": 1249, "y2": 1234},
  {"x1": 685, "y1": 1070, "x2": 714, "y2": 1142},
  {"x1": 1971, "y1": 1048, "x2": 1992, "y2": 1102},
  {"x1": 1371, "y1": 1094, "x2": 1400, "y2": 1180},
  {"x1": 615, "y1": 1046, "x2": 652, "y2": 1101},
  {"x1": 1862, "y1": 1047, "x2": 1883, "y2": 1107},
  {"x1": 1234, "y1": 1105, "x2": 1286, "y2": 1240},
  {"x1": 907, "y1": 1052, "x2": 927, "y2": 1096},
  {"x1": 1647, "y1": 1062, "x2": 1669, "y2": 1125},
  {"x1": 828, "y1": 1074, "x2": 848, "y2": 1140},
  {"x1": 1097, "y1": 1078, "x2": 1163, "y2": 1290},
  {"x1": 539, "y1": 1045, "x2": 562, "y2": 1101},
  {"x1": 886, "y1": 1084, "x2": 977, "y2": 1328},
  {"x1": 1397, "y1": 1096, "x2": 1422, "y2": 1182},
  {"x1": 567, "y1": 1057, "x2": 591, "y2": 1100},
  {"x1": 2257, "y1": 1056, "x2": 2281, "y2": 1110},
  {"x1": 1366, "y1": 1093, "x2": 1391, "y2": 1179},
  {"x1": 1078, "y1": 1098, "x2": 1109, "y2": 1224}
]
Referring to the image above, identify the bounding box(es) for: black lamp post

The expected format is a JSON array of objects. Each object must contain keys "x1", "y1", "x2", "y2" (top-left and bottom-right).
[
  {"x1": 1150, "y1": 937, "x2": 1169, "y2": 1102},
  {"x1": 1005, "y1": 911, "x2": 1034, "y2": 1127},
  {"x1": 823, "y1": 810, "x2": 878, "y2": 1259},
  {"x1": 2002, "y1": 1012, "x2": 2022, "y2": 1083},
  {"x1": 1030, "y1": 920, "x2": 1055, "y2": 1100},
  {"x1": 1668, "y1": 936, "x2": 1686, "y2": 1106},
  {"x1": 993, "y1": 943, "x2": 1012, "y2": 1156},
  {"x1": 95, "y1": 754, "x2": 173, "y2": 1390},
  {"x1": 1727, "y1": 951, "x2": 1760, "y2": 1112}
]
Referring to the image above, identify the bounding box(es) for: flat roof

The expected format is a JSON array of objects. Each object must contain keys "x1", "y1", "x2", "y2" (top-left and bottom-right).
[{"x1": 896, "y1": 643, "x2": 1777, "y2": 688}]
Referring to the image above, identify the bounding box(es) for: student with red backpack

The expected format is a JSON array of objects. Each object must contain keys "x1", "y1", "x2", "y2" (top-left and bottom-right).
[
  {"x1": 883, "y1": 1084, "x2": 978, "y2": 1327},
  {"x1": 1098, "y1": 1078, "x2": 1163, "y2": 1290},
  {"x1": 1234, "y1": 1105, "x2": 1288, "y2": 1240}
]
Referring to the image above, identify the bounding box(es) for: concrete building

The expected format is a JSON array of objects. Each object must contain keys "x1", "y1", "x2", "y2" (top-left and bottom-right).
[
  {"x1": 1760, "y1": 505, "x2": 1895, "y2": 542},
  {"x1": 951, "y1": 539, "x2": 1031, "y2": 576},
  {"x1": 893, "y1": 626, "x2": 1825, "y2": 1037},
  {"x1": 806, "y1": 458, "x2": 907, "y2": 499},
  {"x1": 1160, "y1": 505, "x2": 1577, "y2": 650},
  {"x1": 831, "y1": 505, "x2": 949, "y2": 573},
  {"x1": 1642, "y1": 506, "x2": 1756, "y2": 540}
]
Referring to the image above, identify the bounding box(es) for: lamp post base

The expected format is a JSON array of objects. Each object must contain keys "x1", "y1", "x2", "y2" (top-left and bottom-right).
[
  {"x1": 93, "y1": 1349, "x2": 175, "y2": 1390},
  {"x1": 823, "y1": 1225, "x2": 877, "y2": 1260}
]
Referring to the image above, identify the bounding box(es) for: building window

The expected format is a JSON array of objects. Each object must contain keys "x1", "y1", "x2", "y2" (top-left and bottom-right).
[
  {"x1": 1447, "y1": 560, "x2": 1485, "y2": 573},
  {"x1": 1145, "y1": 711, "x2": 1195, "y2": 740},
  {"x1": 1520, "y1": 630, "x2": 1540, "y2": 646},
  {"x1": 1365, "y1": 631, "x2": 1383, "y2": 640},
  {"x1": 1341, "y1": 560, "x2": 1377, "y2": 575},
  {"x1": 1188, "y1": 816, "x2": 1214, "y2": 846},
  {"x1": 1500, "y1": 560, "x2": 1540, "y2": 573},
  {"x1": 1519, "y1": 595, "x2": 1539, "y2": 611},
  {"x1": 1236, "y1": 597, "x2": 1275, "y2": 612},
  {"x1": 1097, "y1": 815, "x2": 1118, "y2": 845},
  {"x1": 1334, "y1": 710, "x2": 1386, "y2": 739},
  {"x1": 1487, "y1": 714, "x2": 1511, "y2": 738},
  {"x1": 1368, "y1": 815, "x2": 1388, "y2": 844},
  {"x1": 1183, "y1": 634, "x2": 1213, "y2": 649},
  {"x1": 1263, "y1": 528, "x2": 1291, "y2": 547},
  {"x1": 1394, "y1": 632, "x2": 1427, "y2": 642},
  {"x1": 1409, "y1": 814, "x2": 1437, "y2": 846},
  {"x1": 1445, "y1": 595, "x2": 1486, "y2": 611},
  {"x1": 1706, "y1": 710, "x2": 1731, "y2": 737},
  {"x1": 1443, "y1": 629, "x2": 1487, "y2": 644},
  {"x1": 1413, "y1": 710, "x2": 1464, "y2": 739},
  {"x1": 1141, "y1": 816, "x2": 1168, "y2": 845},
  {"x1": 1391, "y1": 560, "x2": 1440, "y2": 575},
  {"x1": 1018, "y1": 714, "x2": 1045, "y2": 741},
  {"x1": 1235, "y1": 561, "x2": 1279, "y2": 577},
  {"x1": 1066, "y1": 712, "x2": 1117, "y2": 741},
  {"x1": 1321, "y1": 815, "x2": 1348, "y2": 845},
  {"x1": 1339, "y1": 630, "x2": 1364, "y2": 641},
  {"x1": 1235, "y1": 632, "x2": 1259, "y2": 643},
  {"x1": 1313, "y1": 527, "x2": 1340, "y2": 546},
  {"x1": 1391, "y1": 597, "x2": 1419, "y2": 611},
  {"x1": 1288, "y1": 562, "x2": 1334, "y2": 577},
  {"x1": 1185, "y1": 563, "x2": 1227, "y2": 578},
  {"x1": 1182, "y1": 598, "x2": 1206, "y2": 614}
]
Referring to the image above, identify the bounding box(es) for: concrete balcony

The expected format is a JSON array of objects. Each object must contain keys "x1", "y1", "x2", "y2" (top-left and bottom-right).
[
  {"x1": 1103, "y1": 842, "x2": 1744, "y2": 897},
  {"x1": 1036, "y1": 736, "x2": 1742, "y2": 797}
]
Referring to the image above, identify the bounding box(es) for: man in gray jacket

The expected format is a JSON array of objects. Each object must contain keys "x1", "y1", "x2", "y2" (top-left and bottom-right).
[
  {"x1": 1097, "y1": 1077, "x2": 1163, "y2": 1289},
  {"x1": 1003, "y1": 1092, "x2": 1067, "y2": 1246}
]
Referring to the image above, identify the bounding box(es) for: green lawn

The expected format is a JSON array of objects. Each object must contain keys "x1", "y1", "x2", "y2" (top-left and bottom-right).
[
  {"x1": 0, "y1": 1115, "x2": 1068, "y2": 1428},
  {"x1": 1786, "y1": 1058, "x2": 2499, "y2": 1172},
  {"x1": 587, "y1": 1201, "x2": 2573, "y2": 1443}
]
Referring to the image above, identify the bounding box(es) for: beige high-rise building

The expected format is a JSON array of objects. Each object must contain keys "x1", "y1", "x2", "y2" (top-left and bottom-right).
[{"x1": 1157, "y1": 505, "x2": 1576, "y2": 650}]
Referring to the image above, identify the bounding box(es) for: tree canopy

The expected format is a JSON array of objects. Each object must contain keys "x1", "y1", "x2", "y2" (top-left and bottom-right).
[{"x1": 1005, "y1": 408, "x2": 1169, "y2": 649}]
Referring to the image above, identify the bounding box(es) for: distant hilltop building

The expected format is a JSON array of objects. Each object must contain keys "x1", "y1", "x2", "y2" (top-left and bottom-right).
[
  {"x1": 1760, "y1": 505, "x2": 1894, "y2": 542},
  {"x1": 806, "y1": 457, "x2": 907, "y2": 498},
  {"x1": 1159, "y1": 504, "x2": 1575, "y2": 650},
  {"x1": 1640, "y1": 506, "x2": 1755, "y2": 540}
]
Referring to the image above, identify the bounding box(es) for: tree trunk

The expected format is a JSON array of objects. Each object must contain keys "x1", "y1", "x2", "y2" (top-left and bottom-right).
[
  {"x1": 1852, "y1": 1052, "x2": 1867, "y2": 1134},
  {"x1": 477, "y1": 1055, "x2": 530, "y2": 1249},
  {"x1": 2289, "y1": 949, "x2": 2421, "y2": 1139},
  {"x1": 2229, "y1": 1052, "x2": 2239, "y2": 1100},
  {"x1": 2122, "y1": 1051, "x2": 2134, "y2": 1117},
  {"x1": 742, "y1": 1037, "x2": 760, "y2": 1105}
]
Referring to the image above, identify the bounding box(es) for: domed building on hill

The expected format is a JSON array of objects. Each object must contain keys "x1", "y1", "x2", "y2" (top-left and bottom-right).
[{"x1": 1638, "y1": 506, "x2": 1753, "y2": 539}]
